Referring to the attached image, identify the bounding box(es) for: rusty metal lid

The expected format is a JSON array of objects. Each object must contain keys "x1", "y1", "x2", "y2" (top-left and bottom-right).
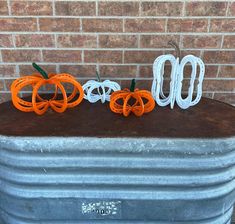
[{"x1": 0, "y1": 97, "x2": 234, "y2": 138}]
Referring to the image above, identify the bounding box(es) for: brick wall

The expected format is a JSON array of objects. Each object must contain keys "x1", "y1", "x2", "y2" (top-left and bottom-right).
[{"x1": 0, "y1": 0, "x2": 234, "y2": 105}]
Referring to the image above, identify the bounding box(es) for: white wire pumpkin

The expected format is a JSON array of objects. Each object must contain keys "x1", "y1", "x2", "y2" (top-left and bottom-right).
[
  {"x1": 151, "y1": 41, "x2": 205, "y2": 109},
  {"x1": 82, "y1": 71, "x2": 121, "y2": 103}
]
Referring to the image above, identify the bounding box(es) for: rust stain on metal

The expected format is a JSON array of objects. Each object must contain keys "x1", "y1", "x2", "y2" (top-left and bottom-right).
[{"x1": 0, "y1": 97, "x2": 234, "y2": 138}]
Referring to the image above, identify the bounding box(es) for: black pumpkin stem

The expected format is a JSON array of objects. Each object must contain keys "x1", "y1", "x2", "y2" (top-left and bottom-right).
[
  {"x1": 96, "y1": 71, "x2": 101, "y2": 82},
  {"x1": 168, "y1": 40, "x2": 181, "y2": 60},
  {"x1": 32, "y1": 63, "x2": 49, "y2": 79},
  {"x1": 130, "y1": 79, "x2": 136, "y2": 92}
]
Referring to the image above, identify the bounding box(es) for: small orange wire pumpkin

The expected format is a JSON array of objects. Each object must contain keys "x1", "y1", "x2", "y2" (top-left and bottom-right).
[
  {"x1": 11, "y1": 63, "x2": 84, "y2": 115},
  {"x1": 110, "y1": 79, "x2": 155, "y2": 117}
]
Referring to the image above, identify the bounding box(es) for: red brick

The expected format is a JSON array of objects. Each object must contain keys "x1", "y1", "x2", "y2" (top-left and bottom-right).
[
  {"x1": 0, "y1": 18, "x2": 37, "y2": 31},
  {"x1": 223, "y1": 36, "x2": 235, "y2": 49},
  {"x1": 121, "y1": 79, "x2": 152, "y2": 90},
  {"x1": 4, "y1": 79, "x2": 16, "y2": 91},
  {"x1": 210, "y1": 19, "x2": 235, "y2": 32},
  {"x1": 219, "y1": 66, "x2": 235, "y2": 78},
  {"x1": 99, "y1": 2, "x2": 139, "y2": 16},
  {"x1": 139, "y1": 65, "x2": 152, "y2": 78},
  {"x1": 19, "y1": 65, "x2": 57, "y2": 76},
  {"x1": 214, "y1": 93, "x2": 235, "y2": 105},
  {"x1": 78, "y1": 79, "x2": 97, "y2": 86},
  {"x1": 11, "y1": 1, "x2": 52, "y2": 15},
  {"x1": 182, "y1": 35, "x2": 222, "y2": 49},
  {"x1": 140, "y1": 35, "x2": 180, "y2": 48},
  {"x1": 99, "y1": 35, "x2": 138, "y2": 48},
  {"x1": 2, "y1": 50, "x2": 41, "y2": 62},
  {"x1": 167, "y1": 19, "x2": 208, "y2": 33},
  {"x1": 205, "y1": 66, "x2": 218, "y2": 78},
  {"x1": 0, "y1": 1, "x2": 8, "y2": 15},
  {"x1": 59, "y1": 65, "x2": 96, "y2": 77},
  {"x1": 124, "y1": 51, "x2": 163, "y2": 64},
  {"x1": 40, "y1": 18, "x2": 80, "y2": 32},
  {"x1": 55, "y1": 1, "x2": 95, "y2": 16},
  {"x1": 43, "y1": 50, "x2": 82, "y2": 63},
  {"x1": 202, "y1": 93, "x2": 213, "y2": 99},
  {"x1": 140, "y1": 65, "x2": 183, "y2": 79},
  {"x1": 203, "y1": 80, "x2": 235, "y2": 92},
  {"x1": 228, "y1": 2, "x2": 235, "y2": 16},
  {"x1": 186, "y1": 2, "x2": 227, "y2": 16},
  {"x1": 203, "y1": 51, "x2": 235, "y2": 64},
  {"x1": 83, "y1": 19, "x2": 123, "y2": 32},
  {"x1": 99, "y1": 65, "x2": 137, "y2": 78},
  {"x1": 0, "y1": 65, "x2": 17, "y2": 77},
  {"x1": 141, "y1": 2, "x2": 183, "y2": 16},
  {"x1": 166, "y1": 50, "x2": 201, "y2": 58},
  {"x1": 15, "y1": 34, "x2": 54, "y2": 48},
  {"x1": 0, "y1": 93, "x2": 11, "y2": 104},
  {"x1": 84, "y1": 50, "x2": 122, "y2": 63},
  {"x1": 125, "y1": 19, "x2": 165, "y2": 33},
  {"x1": 0, "y1": 34, "x2": 13, "y2": 48},
  {"x1": 57, "y1": 35, "x2": 97, "y2": 48}
]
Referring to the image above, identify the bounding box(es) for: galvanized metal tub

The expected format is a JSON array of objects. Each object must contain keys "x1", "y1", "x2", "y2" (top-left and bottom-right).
[{"x1": 0, "y1": 98, "x2": 234, "y2": 224}]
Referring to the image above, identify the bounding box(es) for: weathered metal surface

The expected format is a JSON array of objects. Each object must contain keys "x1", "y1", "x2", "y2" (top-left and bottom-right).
[
  {"x1": 0, "y1": 97, "x2": 234, "y2": 224},
  {"x1": 0, "y1": 97, "x2": 234, "y2": 138}
]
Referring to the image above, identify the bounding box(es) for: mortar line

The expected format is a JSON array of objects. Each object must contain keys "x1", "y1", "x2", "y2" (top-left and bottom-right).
[
  {"x1": 136, "y1": 64, "x2": 140, "y2": 78},
  {"x1": 122, "y1": 50, "x2": 125, "y2": 64},
  {"x1": 0, "y1": 62, "x2": 235, "y2": 66},
  {"x1": 182, "y1": 0, "x2": 186, "y2": 17},
  {"x1": 0, "y1": 31, "x2": 234, "y2": 35},
  {"x1": 225, "y1": 1, "x2": 230, "y2": 16},
  {"x1": 96, "y1": 34, "x2": 99, "y2": 48},
  {"x1": 16, "y1": 64, "x2": 20, "y2": 77},
  {"x1": 80, "y1": 18, "x2": 82, "y2": 32},
  {"x1": 0, "y1": 76, "x2": 235, "y2": 81},
  {"x1": 207, "y1": 17, "x2": 210, "y2": 33},
  {"x1": 40, "y1": 49, "x2": 43, "y2": 62},
  {"x1": 0, "y1": 15, "x2": 235, "y2": 19},
  {"x1": 54, "y1": 34, "x2": 58, "y2": 48},
  {"x1": 0, "y1": 51, "x2": 2, "y2": 63},
  {"x1": 6, "y1": 0, "x2": 11, "y2": 16},
  {"x1": 0, "y1": 47, "x2": 234, "y2": 51},
  {"x1": 95, "y1": 0, "x2": 98, "y2": 16},
  {"x1": 52, "y1": 0, "x2": 56, "y2": 16},
  {"x1": 139, "y1": 0, "x2": 142, "y2": 16},
  {"x1": 81, "y1": 50, "x2": 84, "y2": 63},
  {"x1": 12, "y1": 34, "x2": 16, "y2": 48},
  {"x1": 36, "y1": 17, "x2": 40, "y2": 32},
  {"x1": 55, "y1": 64, "x2": 59, "y2": 73}
]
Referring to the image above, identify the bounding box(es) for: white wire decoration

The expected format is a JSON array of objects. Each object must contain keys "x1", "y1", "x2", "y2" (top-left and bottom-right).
[
  {"x1": 151, "y1": 41, "x2": 205, "y2": 109},
  {"x1": 82, "y1": 71, "x2": 121, "y2": 103}
]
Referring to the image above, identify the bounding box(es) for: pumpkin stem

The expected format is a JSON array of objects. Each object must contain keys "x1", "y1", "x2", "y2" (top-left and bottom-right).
[
  {"x1": 130, "y1": 79, "x2": 136, "y2": 92},
  {"x1": 32, "y1": 63, "x2": 49, "y2": 79},
  {"x1": 96, "y1": 71, "x2": 101, "y2": 82},
  {"x1": 168, "y1": 40, "x2": 181, "y2": 60}
]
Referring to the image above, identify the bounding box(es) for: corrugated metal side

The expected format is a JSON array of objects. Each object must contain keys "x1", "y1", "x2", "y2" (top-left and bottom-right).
[{"x1": 0, "y1": 136, "x2": 235, "y2": 224}]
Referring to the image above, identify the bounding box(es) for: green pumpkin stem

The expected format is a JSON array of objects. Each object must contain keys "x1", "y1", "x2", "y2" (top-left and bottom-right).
[
  {"x1": 32, "y1": 62, "x2": 49, "y2": 79},
  {"x1": 96, "y1": 71, "x2": 101, "y2": 82},
  {"x1": 130, "y1": 79, "x2": 136, "y2": 92}
]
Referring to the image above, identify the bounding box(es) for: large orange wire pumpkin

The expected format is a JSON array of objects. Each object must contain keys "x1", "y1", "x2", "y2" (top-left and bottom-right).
[
  {"x1": 11, "y1": 63, "x2": 84, "y2": 115},
  {"x1": 110, "y1": 79, "x2": 155, "y2": 117}
]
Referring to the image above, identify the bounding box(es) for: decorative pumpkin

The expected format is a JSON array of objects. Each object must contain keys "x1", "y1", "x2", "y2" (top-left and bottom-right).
[
  {"x1": 151, "y1": 41, "x2": 205, "y2": 109},
  {"x1": 82, "y1": 71, "x2": 121, "y2": 103},
  {"x1": 110, "y1": 79, "x2": 155, "y2": 117},
  {"x1": 11, "y1": 63, "x2": 84, "y2": 115}
]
